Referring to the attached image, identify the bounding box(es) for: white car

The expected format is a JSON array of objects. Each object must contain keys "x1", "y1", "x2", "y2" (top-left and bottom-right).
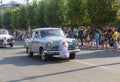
[{"x1": 0, "y1": 29, "x2": 14, "y2": 47}]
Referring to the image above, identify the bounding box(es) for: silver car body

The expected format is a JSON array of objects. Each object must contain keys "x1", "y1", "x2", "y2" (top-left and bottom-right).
[{"x1": 25, "y1": 28, "x2": 80, "y2": 60}]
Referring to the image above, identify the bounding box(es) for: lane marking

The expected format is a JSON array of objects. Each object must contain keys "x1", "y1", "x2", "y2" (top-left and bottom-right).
[{"x1": 72, "y1": 59, "x2": 120, "y2": 72}]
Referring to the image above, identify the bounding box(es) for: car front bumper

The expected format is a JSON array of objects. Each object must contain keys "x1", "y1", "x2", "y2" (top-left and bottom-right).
[
  {"x1": 0, "y1": 40, "x2": 15, "y2": 47},
  {"x1": 0, "y1": 42, "x2": 13, "y2": 46},
  {"x1": 44, "y1": 49, "x2": 80, "y2": 55}
]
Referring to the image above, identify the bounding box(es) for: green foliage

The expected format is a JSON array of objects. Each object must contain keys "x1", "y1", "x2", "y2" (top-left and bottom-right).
[
  {"x1": 18, "y1": 6, "x2": 27, "y2": 29},
  {"x1": 43, "y1": 0, "x2": 62, "y2": 27},
  {"x1": 87, "y1": 0, "x2": 118, "y2": 25},
  {"x1": 10, "y1": 6, "x2": 27, "y2": 30},
  {"x1": 26, "y1": 4, "x2": 37, "y2": 28},
  {"x1": 33, "y1": 1, "x2": 46, "y2": 28},
  {"x1": 61, "y1": 0, "x2": 85, "y2": 25},
  {"x1": 2, "y1": 10, "x2": 12, "y2": 29},
  {"x1": 10, "y1": 8, "x2": 21, "y2": 29},
  {"x1": 0, "y1": 0, "x2": 120, "y2": 29}
]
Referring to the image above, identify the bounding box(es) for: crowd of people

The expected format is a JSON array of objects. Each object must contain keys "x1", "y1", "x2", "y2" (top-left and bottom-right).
[
  {"x1": 62, "y1": 26, "x2": 120, "y2": 52},
  {"x1": 10, "y1": 29, "x2": 30, "y2": 41},
  {"x1": 10, "y1": 26, "x2": 120, "y2": 52}
]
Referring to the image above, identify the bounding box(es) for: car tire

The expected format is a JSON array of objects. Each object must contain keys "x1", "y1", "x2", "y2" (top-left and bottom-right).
[
  {"x1": 69, "y1": 53, "x2": 76, "y2": 59},
  {"x1": 26, "y1": 47, "x2": 28, "y2": 53},
  {"x1": 10, "y1": 43, "x2": 13, "y2": 47},
  {"x1": 40, "y1": 48, "x2": 49, "y2": 61},
  {"x1": 28, "y1": 48, "x2": 33, "y2": 57}
]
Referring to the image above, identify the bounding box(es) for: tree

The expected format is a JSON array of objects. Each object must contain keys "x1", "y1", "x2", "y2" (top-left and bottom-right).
[
  {"x1": 33, "y1": 0, "x2": 46, "y2": 28},
  {"x1": 2, "y1": 10, "x2": 12, "y2": 29},
  {"x1": 43, "y1": 0, "x2": 62, "y2": 27},
  {"x1": 25, "y1": 4, "x2": 37, "y2": 28},
  {"x1": 61, "y1": 0, "x2": 85, "y2": 26},
  {"x1": 86, "y1": 0, "x2": 118, "y2": 26},
  {"x1": 17, "y1": 6, "x2": 28, "y2": 29},
  {"x1": 10, "y1": 8, "x2": 21, "y2": 29}
]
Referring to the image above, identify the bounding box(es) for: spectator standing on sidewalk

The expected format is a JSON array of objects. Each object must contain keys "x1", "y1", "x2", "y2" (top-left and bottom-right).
[
  {"x1": 78, "y1": 26, "x2": 84, "y2": 46},
  {"x1": 73, "y1": 27, "x2": 78, "y2": 39},
  {"x1": 112, "y1": 28, "x2": 119, "y2": 52},
  {"x1": 94, "y1": 30, "x2": 100, "y2": 49}
]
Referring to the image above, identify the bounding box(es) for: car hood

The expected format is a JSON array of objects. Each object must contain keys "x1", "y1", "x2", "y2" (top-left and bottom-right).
[
  {"x1": 42, "y1": 36, "x2": 75, "y2": 44},
  {"x1": 0, "y1": 34, "x2": 12, "y2": 39}
]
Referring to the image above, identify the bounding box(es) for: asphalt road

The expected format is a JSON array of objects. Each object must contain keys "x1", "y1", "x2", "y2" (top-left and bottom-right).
[{"x1": 0, "y1": 41, "x2": 120, "y2": 82}]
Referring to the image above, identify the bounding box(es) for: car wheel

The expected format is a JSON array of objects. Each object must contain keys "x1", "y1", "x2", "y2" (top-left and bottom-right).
[
  {"x1": 26, "y1": 47, "x2": 28, "y2": 53},
  {"x1": 10, "y1": 43, "x2": 13, "y2": 47},
  {"x1": 28, "y1": 48, "x2": 33, "y2": 57},
  {"x1": 69, "y1": 53, "x2": 76, "y2": 59},
  {"x1": 40, "y1": 48, "x2": 49, "y2": 61}
]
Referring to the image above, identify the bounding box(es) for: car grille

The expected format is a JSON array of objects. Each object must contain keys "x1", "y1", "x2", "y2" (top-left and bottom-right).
[
  {"x1": 68, "y1": 45, "x2": 75, "y2": 50},
  {"x1": 50, "y1": 45, "x2": 75, "y2": 51},
  {"x1": 7, "y1": 39, "x2": 12, "y2": 42},
  {"x1": 0, "y1": 39, "x2": 12, "y2": 44},
  {"x1": 0, "y1": 40, "x2": 4, "y2": 43},
  {"x1": 51, "y1": 46, "x2": 59, "y2": 51}
]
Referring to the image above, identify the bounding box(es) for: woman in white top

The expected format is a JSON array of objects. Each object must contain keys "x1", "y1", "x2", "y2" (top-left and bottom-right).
[{"x1": 59, "y1": 40, "x2": 69, "y2": 59}]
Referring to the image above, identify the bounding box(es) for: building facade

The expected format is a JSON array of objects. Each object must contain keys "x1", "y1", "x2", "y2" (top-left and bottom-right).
[{"x1": 0, "y1": 1, "x2": 20, "y2": 12}]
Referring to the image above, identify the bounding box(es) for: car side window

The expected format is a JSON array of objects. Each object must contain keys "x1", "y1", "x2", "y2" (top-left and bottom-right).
[
  {"x1": 34, "y1": 31, "x2": 39, "y2": 39},
  {"x1": 41, "y1": 30, "x2": 46, "y2": 37},
  {"x1": 29, "y1": 32, "x2": 34, "y2": 39}
]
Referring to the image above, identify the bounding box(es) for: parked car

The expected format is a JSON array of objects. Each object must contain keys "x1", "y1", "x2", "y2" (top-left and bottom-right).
[
  {"x1": 25, "y1": 27, "x2": 80, "y2": 61},
  {"x1": 0, "y1": 29, "x2": 14, "y2": 47}
]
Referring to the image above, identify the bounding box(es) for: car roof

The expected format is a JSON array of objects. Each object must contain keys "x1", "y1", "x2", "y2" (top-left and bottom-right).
[
  {"x1": 0, "y1": 29, "x2": 8, "y2": 31},
  {"x1": 0, "y1": 29, "x2": 9, "y2": 34},
  {"x1": 33, "y1": 27, "x2": 61, "y2": 31},
  {"x1": 0, "y1": 29, "x2": 8, "y2": 32}
]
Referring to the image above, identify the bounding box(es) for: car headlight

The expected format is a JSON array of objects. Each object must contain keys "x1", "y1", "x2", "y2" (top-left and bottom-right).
[
  {"x1": 72, "y1": 40, "x2": 79, "y2": 49},
  {"x1": 45, "y1": 41, "x2": 53, "y2": 50},
  {"x1": 11, "y1": 36, "x2": 14, "y2": 40},
  {"x1": 46, "y1": 41, "x2": 53, "y2": 47}
]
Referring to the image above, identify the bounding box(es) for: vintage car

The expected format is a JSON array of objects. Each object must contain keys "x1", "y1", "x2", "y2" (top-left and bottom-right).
[
  {"x1": 0, "y1": 29, "x2": 14, "y2": 47},
  {"x1": 25, "y1": 27, "x2": 80, "y2": 61}
]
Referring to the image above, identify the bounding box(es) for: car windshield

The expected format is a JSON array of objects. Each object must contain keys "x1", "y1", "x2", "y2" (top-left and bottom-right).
[
  {"x1": 0, "y1": 29, "x2": 8, "y2": 34},
  {"x1": 41, "y1": 29, "x2": 65, "y2": 37}
]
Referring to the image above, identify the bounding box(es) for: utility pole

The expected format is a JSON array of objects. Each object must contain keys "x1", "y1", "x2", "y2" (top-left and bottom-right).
[
  {"x1": 24, "y1": 0, "x2": 29, "y2": 5},
  {"x1": 0, "y1": 0, "x2": 2, "y2": 28},
  {"x1": 27, "y1": 0, "x2": 29, "y2": 4}
]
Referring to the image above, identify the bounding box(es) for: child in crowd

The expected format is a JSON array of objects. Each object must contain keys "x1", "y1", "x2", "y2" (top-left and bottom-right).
[{"x1": 59, "y1": 40, "x2": 69, "y2": 59}]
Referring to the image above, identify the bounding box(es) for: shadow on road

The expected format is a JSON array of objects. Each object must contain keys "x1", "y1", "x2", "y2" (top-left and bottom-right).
[
  {"x1": 0, "y1": 45, "x2": 24, "y2": 50},
  {"x1": 0, "y1": 45, "x2": 120, "y2": 66},
  {"x1": 0, "y1": 49, "x2": 120, "y2": 68},
  {"x1": 0, "y1": 54, "x2": 70, "y2": 67},
  {"x1": 76, "y1": 49, "x2": 120, "y2": 60}
]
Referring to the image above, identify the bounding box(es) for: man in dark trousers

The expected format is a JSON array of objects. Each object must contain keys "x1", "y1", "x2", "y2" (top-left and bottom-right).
[{"x1": 78, "y1": 26, "x2": 84, "y2": 46}]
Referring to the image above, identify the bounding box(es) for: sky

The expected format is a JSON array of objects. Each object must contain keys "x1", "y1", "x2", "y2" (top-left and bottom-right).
[{"x1": 2, "y1": 0, "x2": 33, "y2": 4}]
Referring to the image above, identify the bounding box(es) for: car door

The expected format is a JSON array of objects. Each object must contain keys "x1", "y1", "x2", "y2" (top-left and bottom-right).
[
  {"x1": 28, "y1": 31, "x2": 35, "y2": 52},
  {"x1": 32, "y1": 31, "x2": 40, "y2": 52}
]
